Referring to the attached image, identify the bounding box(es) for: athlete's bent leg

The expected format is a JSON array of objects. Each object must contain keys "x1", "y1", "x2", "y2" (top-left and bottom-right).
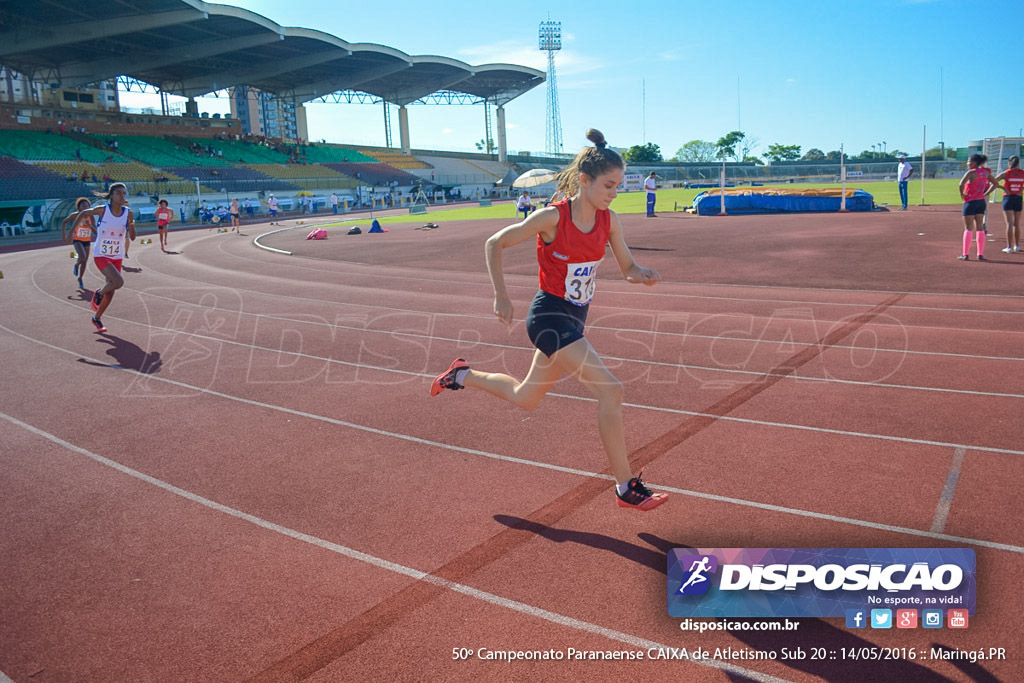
[{"x1": 462, "y1": 349, "x2": 563, "y2": 411}]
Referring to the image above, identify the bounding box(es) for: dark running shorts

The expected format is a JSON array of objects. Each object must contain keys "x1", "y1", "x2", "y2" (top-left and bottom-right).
[
  {"x1": 525, "y1": 289, "x2": 588, "y2": 358},
  {"x1": 962, "y1": 199, "x2": 987, "y2": 216},
  {"x1": 1003, "y1": 195, "x2": 1023, "y2": 212}
]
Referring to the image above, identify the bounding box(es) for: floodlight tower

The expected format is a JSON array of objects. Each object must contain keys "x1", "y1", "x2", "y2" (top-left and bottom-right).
[{"x1": 539, "y1": 20, "x2": 563, "y2": 155}]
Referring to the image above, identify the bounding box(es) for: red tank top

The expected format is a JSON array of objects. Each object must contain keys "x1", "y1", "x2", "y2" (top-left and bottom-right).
[
  {"x1": 1003, "y1": 168, "x2": 1024, "y2": 196},
  {"x1": 537, "y1": 198, "x2": 611, "y2": 305},
  {"x1": 964, "y1": 167, "x2": 991, "y2": 202}
]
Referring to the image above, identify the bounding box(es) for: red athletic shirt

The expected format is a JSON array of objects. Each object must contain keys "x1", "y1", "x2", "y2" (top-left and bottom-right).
[
  {"x1": 536, "y1": 198, "x2": 610, "y2": 305},
  {"x1": 1002, "y1": 168, "x2": 1024, "y2": 196}
]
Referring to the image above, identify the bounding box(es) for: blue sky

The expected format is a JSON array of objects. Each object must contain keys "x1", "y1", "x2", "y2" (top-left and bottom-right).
[{"x1": 121, "y1": 0, "x2": 1024, "y2": 157}]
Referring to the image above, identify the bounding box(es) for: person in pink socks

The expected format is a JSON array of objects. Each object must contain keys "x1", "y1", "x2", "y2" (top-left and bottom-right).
[{"x1": 958, "y1": 154, "x2": 996, "y2": 261}]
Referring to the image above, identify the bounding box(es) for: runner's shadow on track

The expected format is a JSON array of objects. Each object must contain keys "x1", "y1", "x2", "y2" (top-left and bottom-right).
[
  {"x1": 77, "y1": 334, "x2": 162, "y2": 374},
  {"x1": 123, "y1": 266, "x2": 143, "y2": 273},
  {"x1": 67, "y1": 289, "x2": 91, "y2": 302},
  {"x1": 161, "y1": 250, "x2": 182, "y2": 255},
  {"x1": 493, "y1": 515, "x2": 693, "y2": 575}
]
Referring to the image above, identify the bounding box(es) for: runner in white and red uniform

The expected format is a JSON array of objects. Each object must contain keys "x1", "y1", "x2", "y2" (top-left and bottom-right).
[
  {"x1": 430, "y1": 129, "x2": 667, "y2": 512},
  {"x1": 155, "y1": 198, "x2": 175, "y2": 251},
  {"x1": 958, "y1": 154, "x2": 996, "y2": 261},
  {"x1": 70, "y1": 183, "x2": 135, "y2": 332},
  {"x1": 995, "y1": 155, "x2": 1024, "y2": 254}
]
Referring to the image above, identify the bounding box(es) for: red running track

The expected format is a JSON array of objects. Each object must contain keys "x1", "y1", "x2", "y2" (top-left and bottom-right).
[{"x1": 1, "y1": 209, "x2": 1022, "y2": 682}]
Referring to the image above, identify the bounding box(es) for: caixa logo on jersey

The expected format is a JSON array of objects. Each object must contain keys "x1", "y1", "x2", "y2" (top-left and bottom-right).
[{"x1": 667, "y1": 548, "x2": 976, "y2": 618}]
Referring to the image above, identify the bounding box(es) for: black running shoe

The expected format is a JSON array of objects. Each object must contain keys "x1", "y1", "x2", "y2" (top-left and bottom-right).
[{"x1": 91, "y1": 288, "x2": 103, "y2": 311}]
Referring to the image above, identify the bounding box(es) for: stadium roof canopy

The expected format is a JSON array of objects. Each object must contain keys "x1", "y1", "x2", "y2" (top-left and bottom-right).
[{"x1": 0, "y1": 0, "x2": 545, "y2": 106}]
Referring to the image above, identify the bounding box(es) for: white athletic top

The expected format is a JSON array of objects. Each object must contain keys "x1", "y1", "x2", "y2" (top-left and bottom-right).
[
  {"x1": 268, "y1": 198, "x2": 278, "y2": 210},
  {"x1": 645, "y1": 176, "x2": 656, "y2": 192},
  {"x1": 95, "y1": 205, "x2": 129, "y2": 259},
  {"x1": 897, "y1": 161, "x2": 913, "y2": 182}
]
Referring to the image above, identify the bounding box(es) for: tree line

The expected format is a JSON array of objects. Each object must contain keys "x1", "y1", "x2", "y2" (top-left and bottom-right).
[{"x1": 620, "y1": 132, "x2": 957, "y2": 164}]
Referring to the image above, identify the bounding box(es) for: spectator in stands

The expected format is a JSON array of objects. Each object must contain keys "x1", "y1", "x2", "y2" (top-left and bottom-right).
[
  {"x1": 516, "y1": 190, "x2": 535, "y2": 219},
  {"x1": 58, "y1": 120, "x2": 66, "y2": 135},
  {"x1": 896, "y1": 154, "x2": 914, "y2": 211}
]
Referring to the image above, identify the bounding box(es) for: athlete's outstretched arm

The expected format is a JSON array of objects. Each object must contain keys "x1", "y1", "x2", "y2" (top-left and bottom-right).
[
  {"x1": 484, "y1": 206, "x2": 559, "y2": 325},
  {"x1": 607, "y1": 212, "x2": 660, "y2": 286},
  {"x1": 61, "y1": 210, "x2": 83, "y2": 242}
]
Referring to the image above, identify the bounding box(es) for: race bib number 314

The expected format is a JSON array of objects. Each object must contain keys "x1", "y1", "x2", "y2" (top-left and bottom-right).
[{"x1": 564, "y1": 259, "x2": 601, "y2": 305}]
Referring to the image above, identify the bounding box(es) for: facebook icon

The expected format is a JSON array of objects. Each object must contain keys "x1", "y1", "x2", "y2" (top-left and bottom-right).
[{"x1": 845, "y1": 608, "x2": 867, "y2": 629}]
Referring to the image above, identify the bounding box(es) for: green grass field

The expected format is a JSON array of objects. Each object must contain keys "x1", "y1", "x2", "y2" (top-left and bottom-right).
[{"x1": 319, "y1": 179, "x2": 964, "y2": 228}]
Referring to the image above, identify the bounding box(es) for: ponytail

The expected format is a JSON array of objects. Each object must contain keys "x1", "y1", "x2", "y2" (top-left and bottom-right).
[
  {"x1": 92, "y1": 182, "x2": 128, "y2": 201},
  {"x1": 556, "y1": 129, "x2": 624, "y2": 198}
]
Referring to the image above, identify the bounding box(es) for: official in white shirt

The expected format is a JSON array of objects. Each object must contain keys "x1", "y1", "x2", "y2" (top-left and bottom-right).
[{"x1": 897, "y1": 154, "x2": 914, "y2": 211}]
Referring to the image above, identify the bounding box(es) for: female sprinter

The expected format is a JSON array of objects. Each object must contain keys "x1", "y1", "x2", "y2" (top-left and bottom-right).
[
  {"x1": 994, "y1": 155, "x2": 1024, "y2": 254},
  {"x1": 61, "y1": 197, "x2": 95, "y2": 289},
  {"x1": 155, "y1": 199, "x2": 175, "y2": 250},
  {"x1": 229, "y1": 197, "x2": 241, "y2": 232},
  {"x1": 958, "y1": 153, "x2": 996, "y2": 261},
  {"x1": 430, "y1": 129, "x2": 667, "y2": 511},
  {"x1": 71, "y1": 183, "x2": 135, "y2": 332}
]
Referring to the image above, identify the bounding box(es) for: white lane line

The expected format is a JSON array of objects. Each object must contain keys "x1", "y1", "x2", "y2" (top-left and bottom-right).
[
  {"x1": 108, "y1": 245, "x2": 1024, "y2": 341},
  {"x1": 22, "y1": 269, "x2": 1024, "y2": 453},
  {"x1": 209, "y1": 235, "x2": 1024, "y2": 310},
  {"x1": 930, "y1": 447, "x2": 968, "y2": 534},
  {"x1": 29, "y1": 267, "x2": 1024, "y2": 401},
  {"x1": 21, "y1": 271, "x2": 1024, "y2": 454},
  {"x1": 252, "y1": 226, "x2": 294, "y2": 255},
  {"x1": 0, "y1": 669, "x2": 14, "y2": 683},
  {"x1": 2, "y1": 322, "x2": 1022, "y2": 554},
  {"x1": 0, "y1": 412, "x2": 787, "y2": 683}
]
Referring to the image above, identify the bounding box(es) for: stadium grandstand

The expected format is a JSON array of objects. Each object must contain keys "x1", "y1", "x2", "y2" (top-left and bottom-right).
[{"x1": 0, "y1": 0, "x2": 543, "y2": 239}]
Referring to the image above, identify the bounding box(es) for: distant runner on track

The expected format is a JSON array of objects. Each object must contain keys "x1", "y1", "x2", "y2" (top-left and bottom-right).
[
  {"x1": 62, "y1": 197, "x2": 95, "y2": 289},
  {"x1": 155, "y1": 199, "x2": 175, "y2": 251},
  {"x1": 430, "y1": 129, "x2": 668, "y2": 511}
]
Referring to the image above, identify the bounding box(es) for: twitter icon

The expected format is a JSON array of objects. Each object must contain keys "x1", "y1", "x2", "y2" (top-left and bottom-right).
[{"x1": 870, "y1": 609, "x2": 892, "y2": 629}]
